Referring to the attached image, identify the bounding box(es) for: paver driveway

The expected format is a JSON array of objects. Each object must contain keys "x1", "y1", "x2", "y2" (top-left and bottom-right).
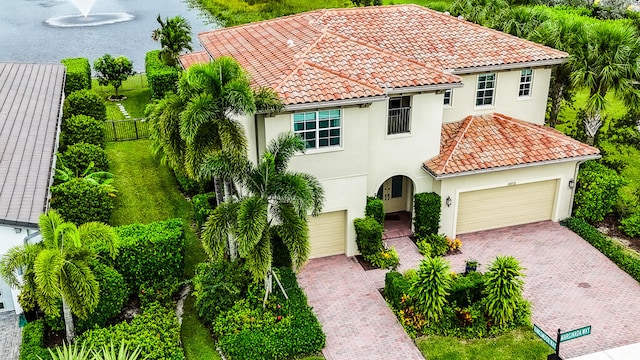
[
  {"x1": 447, "y1": 221, "x2": 640, "y2": 359},
  {"x1": 0, "y1": 312, "x2": 21, "y2": 360},
  {"x1": 298, "y1": 255, "x2": 424, "y2": 360}
]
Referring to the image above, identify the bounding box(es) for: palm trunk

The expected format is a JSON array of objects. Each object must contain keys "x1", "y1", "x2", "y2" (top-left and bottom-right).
[
  {"x1": 584, "y1": 111, "x2": 603, "y2": 146},
  {"x1": 214, "y1": 177, "x2": 224, "y2": 205},
  {"x1": 62, "y1": 297, "x2": 75, "y2": 343},
  {"x1": 548, "y1": 82, "x2": 564, "y2": 128},
  {"x1": 223, "y1": 179, "x2": 238, "y2": 260}
]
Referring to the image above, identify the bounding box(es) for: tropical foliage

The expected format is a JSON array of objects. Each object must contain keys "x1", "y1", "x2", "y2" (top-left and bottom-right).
[
  {"x1": 482, "y1": 256, "x2": 526, "y2": 326},
  {"x1": 152, "y1": 15, "x2": 193, "y2": 67},
  {"x1": 93, "y1": 55, "x2": 135, "y2": 98},
  {"x1": 411, "y1": 256, "x2": 452, "y2": 323}
]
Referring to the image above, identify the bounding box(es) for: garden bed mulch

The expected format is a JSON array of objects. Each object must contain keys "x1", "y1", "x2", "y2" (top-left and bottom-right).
[
  {"x1": 597, "y1": 214, "x2": 640, "y2": 252},
  {"x1": 355, "y1": 255, "x2": 377, "y2": 271}
]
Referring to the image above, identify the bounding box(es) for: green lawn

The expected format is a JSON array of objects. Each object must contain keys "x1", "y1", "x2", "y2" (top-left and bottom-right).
[
  {"x1": 416, "y1": 327, "x2": 553, "y2": 360},
  {"x1": 92, "y1": 74, "x2": 151, "y2": 119},
  {"x1": 556, "y1": 88, "x2": 629, "y2": 136}
]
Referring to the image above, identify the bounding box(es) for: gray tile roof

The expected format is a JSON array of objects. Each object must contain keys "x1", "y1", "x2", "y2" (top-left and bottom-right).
[{"x1": 0, "y1": 63, "x2": 65, "y2": 227}]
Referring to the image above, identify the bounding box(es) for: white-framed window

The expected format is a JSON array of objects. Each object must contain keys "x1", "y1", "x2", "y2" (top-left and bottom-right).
[
  {"x1": 519, "y1": 69, "x2": 533, "y2": 97},
  {"x1": 293, "y1": 109, "x2": 341, "y2": 150},
  {"x1": 388, "y1": 95, "x2": 411, "y2": 135},
  {"x1": 443, "y1": 89, "x2": 453, "y2": 106},
  {"x1": 476, "y1": 73, "x2": 496, "y2": 106}
]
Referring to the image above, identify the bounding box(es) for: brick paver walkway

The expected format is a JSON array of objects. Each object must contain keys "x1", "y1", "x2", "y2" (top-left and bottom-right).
[
  {"x1": 0, "y1": 312, "x2": 21, "y2": 360},
  {"x1": 447, "y1": 221, "x2": 640, "y2": 359},
  {"x1": 298, "y1": 255, "x2": 424, "y2": 360}
]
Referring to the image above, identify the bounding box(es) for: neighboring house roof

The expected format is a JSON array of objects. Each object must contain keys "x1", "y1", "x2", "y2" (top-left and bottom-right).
[
  {"x1": 423, "y1": 113, "x2": 600, "y2": 178},
  {"x1": 0, "y1": 63, "x2": 65, "y2": 227},
  {"x1": 181, "y1": 5, "x2": 567, "y2": 106},
  {"x1": 180, "y1": 51, "x2": 210, "y2": 69}
]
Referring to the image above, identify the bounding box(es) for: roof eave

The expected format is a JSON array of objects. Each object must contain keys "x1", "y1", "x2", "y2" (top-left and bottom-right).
[
  {"x1": 385, "y1": 82, "x2": 464, "y2": 95},
  {"x1": 449, "y1": 58, "x2": 567, "y2": 75},
  {"x1": 423, "y1": 153, "x2": 601, "y2": 180},
  {"x1": 282, "y1": 95, "x2": 388, "y2": 112}
]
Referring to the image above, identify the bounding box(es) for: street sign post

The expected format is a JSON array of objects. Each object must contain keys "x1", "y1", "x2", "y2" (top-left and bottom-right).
[
  {"x1": 534, "y1": 324, "x2": 557, "y2": 350},
  {"x1": 560, "y1": 326, "x2": 591, "y2": 342},
  {"x1": 534, "y1": 324, "x2": 592, "y2": 360}
]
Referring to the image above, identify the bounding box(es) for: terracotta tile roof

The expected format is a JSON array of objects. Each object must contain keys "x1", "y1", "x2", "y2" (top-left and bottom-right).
[
  {"x1": 183, "y1": 5, "x2": 566, "y2": 105},
  {"x1": 423, "y1": 113, "x2": 600, "y2": 177},
  {"x1": 0, "y1": 63, "x2": 65, "y2": 227},
  {"x1": 179, "y1": 51, "x2": 210, "y2": 69}
]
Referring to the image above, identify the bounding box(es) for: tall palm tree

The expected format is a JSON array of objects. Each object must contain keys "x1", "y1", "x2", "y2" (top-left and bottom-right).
[
  {"x1": 0, "y1": 210, "x2": 118, "y2": 342},
  {"x1": 151, "y1": 15, "x2": 193, "y2": 67},
  {"x1": 569, "y1": 22, "x2": 640, "y2": 145},
  {"x1": 200, "y1": 132, "x2": 324, "y2": 297}
]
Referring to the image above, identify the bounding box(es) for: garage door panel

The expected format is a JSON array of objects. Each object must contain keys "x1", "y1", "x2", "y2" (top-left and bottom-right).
[
  {"x1": 308, "y1": 211, "x2": 346, "y2": 259},
  {"x1": 457, "y1": 180, "x2": 557, "y2": 234}
]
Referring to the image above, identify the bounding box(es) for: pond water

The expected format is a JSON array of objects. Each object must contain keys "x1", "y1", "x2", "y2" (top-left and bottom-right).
[{"x1": 0, "y1": 0, "x2": 220, "y2": 72}]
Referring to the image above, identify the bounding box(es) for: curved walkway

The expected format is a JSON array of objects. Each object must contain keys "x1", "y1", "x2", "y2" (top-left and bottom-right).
[{"x1": 298, "y1": 255, "x2": 424, "y2": 360}]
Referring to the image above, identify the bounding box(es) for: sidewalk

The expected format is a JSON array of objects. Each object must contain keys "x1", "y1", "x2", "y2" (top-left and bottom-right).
[{"x1": 569, "y1": 343, "x2": 640, "y2": 360}]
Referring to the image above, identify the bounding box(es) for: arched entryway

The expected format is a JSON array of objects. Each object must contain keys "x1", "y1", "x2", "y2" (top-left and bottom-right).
[{"x1": 376, "y1": 175, "x2": 414, "y2": 238}]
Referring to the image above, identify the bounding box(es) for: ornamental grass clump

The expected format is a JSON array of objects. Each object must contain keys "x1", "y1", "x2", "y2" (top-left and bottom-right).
[
  {"x1": 482, "y1": 256, "x2": 526, "y2": 326},
  {"x1": 410, "y1": 256, "x2": 452, "y2": 323}
]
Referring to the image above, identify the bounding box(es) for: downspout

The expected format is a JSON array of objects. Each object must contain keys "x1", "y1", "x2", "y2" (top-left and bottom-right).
[
  {"x1": 254, "y1": 114, "x2": 260, "y2": 162},
  {"x1": 568, "y1": 160, "x2": 588, "y2": 218}
]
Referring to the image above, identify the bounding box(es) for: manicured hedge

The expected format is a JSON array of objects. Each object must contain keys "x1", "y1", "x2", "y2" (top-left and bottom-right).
[
  {"x1": 61, "y1": 58, "x2": 91, "y2": 95},
  {"x1": 192, "y1": 192, "x2": 216, "y2": 229},
  {"x1": 19, "y1": 319, "x2": 49, "y2": 360},
  {"x1": 574, "y1": 161, "x2": 626, "y2": 223},
  {"x1": 414, "y1": 192, "x2": 441, "y2": 239},
  {"x1": 216, "y1": 268, "x2": 325, "y2": 360},
  {"x1": 365, "y1": 196, "x2": 385, "y2": 225},
  {"x1": 78, "y1": 302, "x2": 184, "y2": 360},
  {"x1": 564, "y1": 217, "x2": 640, "y2": 281},
  {"x1": 61, "y1": 114, "x2": 106, "y2": 149},
  {"x1": 145, "y1": 50, "x2": 180, "y2": 99},
  {"x1": 50, "y1": 179, "x2": 114, "y2": 225},
  {"x1": 76, "y1": 263, "x2": 127, "y2": 333},
  {"x1": 114, "y1": 219, "x2": 185, "y2": 304},
  {"x1": 385, "y1": 271, "x2": 411, "y2": 310},
  {"x1": 63, "y1": 89, "x2": 107, "y2": 121},
  {"x1": 57, "y1": 143, "x2": 109, "y2": 175},
  {"x1": 353, "y1": 216, "x2": 384, "y2": 257}
]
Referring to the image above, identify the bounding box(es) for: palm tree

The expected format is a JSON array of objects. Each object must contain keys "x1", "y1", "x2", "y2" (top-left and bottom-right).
[
  {"x1": 200, "y1": 132, "x2": 324, "y2": 297},
  {"x1": 151, "y1": 15, "x2": 193, "y2": 67},
  {"x1": 0, "y1": 210, "x2": 119, "y2": 342},
  {"x1": 569, "y1": 22, "x2": 640, "y2": 145}
]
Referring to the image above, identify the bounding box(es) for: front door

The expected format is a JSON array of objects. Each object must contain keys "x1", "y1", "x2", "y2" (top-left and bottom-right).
[
  {"x1": 378, "y1": 176, "x2": 405, "y2": 213},
  {"x1": 0, "y1": 279, "x2": 14, "y2": 313}
]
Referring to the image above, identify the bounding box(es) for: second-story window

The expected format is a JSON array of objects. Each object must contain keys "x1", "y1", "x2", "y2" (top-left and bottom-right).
[
  {"x1": 519, "y1": 69, "x2": 533, "y2": 97},
  {"x1": 443, "y1": 89, "x2": 453, "y2": 106},
  {"x1": 293, "y1": 109, "x2": 341, "y2": 150},
  {"x1": 388, "y1": 96, "x2": 411, "y2": 135},
  {"x1": 476, "y1": 73, "x2": 496, "y2": 106}
]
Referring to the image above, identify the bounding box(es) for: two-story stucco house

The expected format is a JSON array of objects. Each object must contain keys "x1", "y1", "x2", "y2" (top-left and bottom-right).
[
  {"x1": 180, "y1": 5, "x2": 600, "y2": 259},
  {"x1": 0, "y1": 63, "x2": 64, "y2": 313}
]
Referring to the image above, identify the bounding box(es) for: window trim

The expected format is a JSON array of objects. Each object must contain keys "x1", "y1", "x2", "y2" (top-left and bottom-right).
[
  {"x1": 387, "y1": 95, "x2": 412, "y2": 136},
  {"x1": 292, "y1": 108, "x2": 343, "y2": 152},
  {"x1": 475, "y1": 73, "x2": 496, "y2": 108},
  {"x1": 443, "y1": 88, "x2": 453, "y2": 108},
  {"x1": 518, "y1": 69, "x2": 533, "y2": 99}
]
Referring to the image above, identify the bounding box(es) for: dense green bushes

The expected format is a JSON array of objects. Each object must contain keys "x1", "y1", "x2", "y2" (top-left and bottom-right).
[
  {"x1": 385, "y1": 271, "x2": 412, "y2": 310},
  {"x1": 365, "y1": 196, "x2": 384, "y2": 225},
  {"x1": 63, "y1": 89, "x2": 107, "y2": 121},
  {"x1": 61, "y1": 115, "x2": 106, "y2": 149},
  {"x1": 57, "y1": 143, "x2": 109, "y2": 175},
  {"x1": 19, "y1": 319, "x2": 49, "y2": 360},
  {"x1": 61, "y1": 58, "x2": 91, "y2": 95},
  {"x1": 114, "y1": 219, "x2": 185, "y2": 304},
  {"x1": 76, "y1": 263, "x2": 127, "y2": 333},
  {"x1": 417, "y1": 233, "x2": 449, "y2": 257},
  {"x1": 50, "y1": 179, "x2": 114, "y2": 225},
  {"x1": 215, "y1": 267, "x2": 325, "y2": 360},
  {"x1": 564, "y1": 217, "x2": 640, "y2": 281},
  {"x1": 192, "y1": 192, "x2": 216, "y2": 229},
  {"x1": 414, "y1": 192, "x2": 441, "y2": 239},
  {"x1": 78, "y1": 302, "x2": 184, "y2": 360},
  {"x1": 146, "y1": 50, "x2": 180, "y2": 99},
  {"x1": 574, "y1": 161, "x2": 626, "y2": 223},
  {"x1": 354, "y1": 216, "x2": 399, "y2": 269}
]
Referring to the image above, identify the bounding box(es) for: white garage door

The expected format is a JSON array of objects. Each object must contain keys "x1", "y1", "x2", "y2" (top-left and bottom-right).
[
  {"x1": 308, "y1": 211, "x2": 346, "y2": 259},
  {"x1": 456, "y1": 180, "x2": 557, "y2": 234}
]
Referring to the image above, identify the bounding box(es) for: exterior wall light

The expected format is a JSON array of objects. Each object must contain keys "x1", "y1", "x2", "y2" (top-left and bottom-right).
[
  {"x1": 569, "y1": 179, "x2": 575, "y2": 189},
  {"x1": 446, "y1": 196, "x2": 452, "y2": 207}
]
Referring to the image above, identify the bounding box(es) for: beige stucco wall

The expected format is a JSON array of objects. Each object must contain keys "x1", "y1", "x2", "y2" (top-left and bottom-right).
[
  {"x1": 436, "y1": 161, "x2": 579, "y2": 238},
  {"x1": 442, "y1": 67, "x2": 552, "y2": 125}
]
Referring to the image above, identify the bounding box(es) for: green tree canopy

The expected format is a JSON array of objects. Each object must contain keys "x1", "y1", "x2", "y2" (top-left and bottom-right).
[{"x1": 93, "y1": 54, "x2": 134, "y2": 98}]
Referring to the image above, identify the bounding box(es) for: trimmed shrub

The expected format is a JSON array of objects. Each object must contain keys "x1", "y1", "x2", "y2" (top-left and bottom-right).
[
  {"x1": 61, "y1": 58, "x2": 91, "y2": 95},
  {"x1": 353, "y1": 217, "x2": 384, "y2": 257},
  {"x1": 192, "y1": 260, "x2": 252, "y2": 325},
  {"x1": 19, "y1": 319, "x2": 49, "y2": 360},
  {"x1": 621, "y1": 213, "x2": 640, "y2": 237},
  {"x1": 417, "y1": 233, "x2": 448, "y2": 257},
  {"x1": 57, "y1": 143, "x2": 109, "y2": 175},
  {"x1": 448, "y1": 271, "x2": 485, "y2": 308},
  {"x1": 114, "y1": 219, "x2": 185, "y2": 302},
  {"x1": 192, "y1": 192, "x2": 216, "y2": 229},
  {"x1": 483, "y1": 256, "x2": 525, "y2": 326},
  {"x1": 78, "y1": 302, "x2": 184, "y2": 360},
  {"x1": 367, "y1": 247, "x2": 400, "y2": 270},
  {"x1": 61, "y1": 115, "x2": 106, "y2": 149},
  {"x1": 62, "y1": 89, "x2": 107, "y2": 121},
  {"x1": 365, "y1": 196, "x2": 385, "y2": 225},
  {"x1": 146, "y1": 50, "x2": 180, "y2": 99},
  {"x1": 574, "y1": 161, "x2": 626, "y2": 223},
  {"x1": 414, "y1": 192, "x2": 441, "y2": 239},
  {"x1": 411, "y1": 256, "x2": 451, "y2": 323},
  {"x1": 385, "y1": 271, "x2": 411, "y2": 310},
  {"x1": 76, "y1": 263, "x2": 127, "y2": 333},
  {"x1": 216, "y1": 268, "x2": 325, "y2": 360},
  {"x1": 50, "y1": 179, "x2": 113, "y2": 225},
  {"x1": 564, "y1": 217, "x2": 640, "y2": 281}
]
